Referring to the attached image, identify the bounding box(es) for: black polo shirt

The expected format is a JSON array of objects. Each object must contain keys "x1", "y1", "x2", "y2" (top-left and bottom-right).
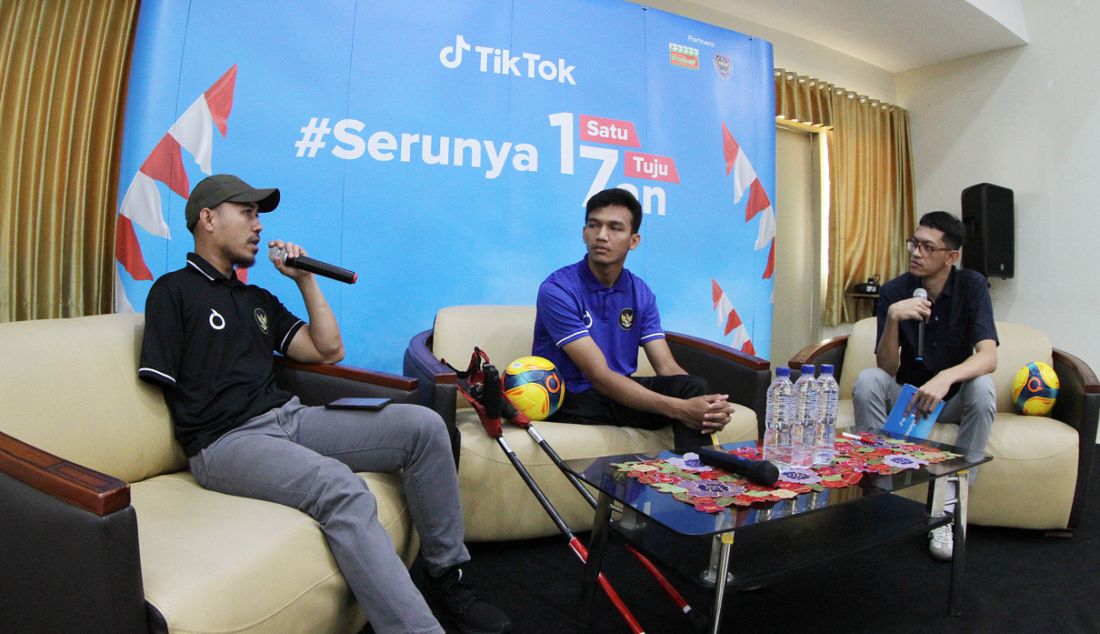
[
  {"x1": 875, "y1": 266, "x2": 998, "y2": 400},
  {"x1": 139, "y1": 253, "x2": 305, "y2": 456}
]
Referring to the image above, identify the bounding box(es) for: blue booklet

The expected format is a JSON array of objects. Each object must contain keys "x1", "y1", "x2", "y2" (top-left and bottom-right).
[{"x1": 882, "y1": 383, "x2": 945, "y2": 439}]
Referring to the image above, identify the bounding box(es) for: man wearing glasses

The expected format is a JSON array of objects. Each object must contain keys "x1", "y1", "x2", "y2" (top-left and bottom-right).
[{"x1": 853, "y1": 211, "x2": 998, "y2": 562}]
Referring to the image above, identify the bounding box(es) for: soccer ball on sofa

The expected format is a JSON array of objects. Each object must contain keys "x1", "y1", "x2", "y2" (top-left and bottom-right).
[
  {"x1": 503, "y1": 356, "x2": 565, "y2": 421},
  {"x1": 1011, "y1": 361, "x2": 1060, "y2": 416}
]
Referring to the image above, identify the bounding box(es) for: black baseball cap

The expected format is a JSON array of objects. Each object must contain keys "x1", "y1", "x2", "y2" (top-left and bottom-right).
[{"x1": 185, "y1": 174, "x2": 280, "y2": 232}]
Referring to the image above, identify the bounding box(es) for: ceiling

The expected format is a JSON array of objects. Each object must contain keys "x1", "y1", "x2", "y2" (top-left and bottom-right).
[{"x1": 668, "y1": 0, "x2": 1029, "y2": 73}]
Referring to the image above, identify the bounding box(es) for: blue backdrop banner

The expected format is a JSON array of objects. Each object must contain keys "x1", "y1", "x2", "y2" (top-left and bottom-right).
[{"x1": 115, "y1": 0, "x2": 776, "y2": 372}]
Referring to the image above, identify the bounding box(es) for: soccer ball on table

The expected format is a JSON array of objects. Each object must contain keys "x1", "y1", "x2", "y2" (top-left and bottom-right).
[
  {"x1": 503, "y1": 355, "x2": 565, "y2": 421},
  {"x1": 1011, "y1": 361, "x2": 1059, "y2": 416}
]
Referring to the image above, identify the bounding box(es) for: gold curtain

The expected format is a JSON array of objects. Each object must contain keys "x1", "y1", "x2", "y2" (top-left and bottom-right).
[
  {"x1": 775, "y1": 70, "x2": 914, "y2": 325},
  {"x1": 0, "y1": 0, "x2": 139, "y2": 322}
]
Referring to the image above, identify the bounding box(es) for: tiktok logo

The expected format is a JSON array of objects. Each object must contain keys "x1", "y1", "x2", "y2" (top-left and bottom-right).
[{"x1": 439, "y1": 34, "x2": 577, "y2": 85}]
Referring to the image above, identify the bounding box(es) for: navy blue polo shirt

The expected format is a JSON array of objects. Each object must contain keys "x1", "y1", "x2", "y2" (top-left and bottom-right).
[
  {"x1": 138, "y1": 253, "x2": 305, "y2": 456},
  {"x1": 533, "y1": 257, "x2": 664, "y2": 393},
  {"x1": 875, "y1": 266, "x2": 998, "y2": 400}
]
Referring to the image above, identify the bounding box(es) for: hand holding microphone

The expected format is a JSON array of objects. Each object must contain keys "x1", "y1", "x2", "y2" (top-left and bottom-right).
[
  {"x1": 913, "y1": 288, "x2": 929, "y2": 362},
  {"x1": 269, "y1": 242, "x2": 358, "y2": 284}
]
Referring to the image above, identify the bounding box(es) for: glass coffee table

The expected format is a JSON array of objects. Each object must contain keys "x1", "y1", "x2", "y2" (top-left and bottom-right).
[{"x1": 565, "y1": 433, "x2": 991, "y2": 633}]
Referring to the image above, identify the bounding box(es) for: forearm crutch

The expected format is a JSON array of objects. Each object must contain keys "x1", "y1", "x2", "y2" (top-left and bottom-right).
[
  {"x1": 511, "y1": 417, "x2": 709, "y2": 632},
  {"x1": 455, "y1": 361, "x2": 646, "y2": 634}
]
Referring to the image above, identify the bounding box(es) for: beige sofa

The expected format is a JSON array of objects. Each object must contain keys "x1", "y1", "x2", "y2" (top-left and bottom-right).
[
  {"x1": 403, "y1": 305, "x2": 772, "y2": 541},
  {"x1": 790, "y1": 317, "x2": 1099, "y2": 531},
  {"x1": 0, "y1": 313, "x2": 423, "y2": 633}
]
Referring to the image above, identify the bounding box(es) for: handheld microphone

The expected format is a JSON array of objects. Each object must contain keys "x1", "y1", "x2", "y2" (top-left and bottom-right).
[
  {"x1": 695, "y1": 447, "x2": 780, "y2": 487},
  {"x1": 913, "y1": 288, "x2": 928, "y2": 362},
  {"x1": 270, "y1": 247, "x2": 358, "y2": 284}
]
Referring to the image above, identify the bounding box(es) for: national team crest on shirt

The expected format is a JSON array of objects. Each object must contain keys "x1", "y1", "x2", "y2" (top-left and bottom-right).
[
  {"x1": 254, "y1": 308, "x2": 269, "y2": 334},
  {"x1": 619, "y1": 308, "x2": 635, "y2": 330}
]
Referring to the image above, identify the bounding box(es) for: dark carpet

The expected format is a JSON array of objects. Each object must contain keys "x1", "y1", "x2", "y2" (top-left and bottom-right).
[{"x1": 458, "y1": 457, "x2": 1100, "y2": 633}]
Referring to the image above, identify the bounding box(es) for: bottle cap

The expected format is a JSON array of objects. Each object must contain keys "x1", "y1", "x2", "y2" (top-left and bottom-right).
[
  {"x1": 801, "y1": 364, "x2": 815, "y2": 374},
  {"x1": 821, "y1": 364, "x2": 834, "y2": 374},
  {"x1": 776, "y1": 366, "x2": 791, "y2": 376}
]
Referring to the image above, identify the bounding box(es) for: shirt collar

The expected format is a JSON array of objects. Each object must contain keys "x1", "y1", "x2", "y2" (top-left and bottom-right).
[
  {"x1": 186, "y1": 252, "x2": 240, "y2": 285},
  {"x1": 577, "y1": 256, "x2": 627, "y2": 293},
  {"x1": 941, "y1": 266, "x2": 957, "y2": 298},
  {"x1": 910, "y1": 265, "x2": 957, "y2": 300}
]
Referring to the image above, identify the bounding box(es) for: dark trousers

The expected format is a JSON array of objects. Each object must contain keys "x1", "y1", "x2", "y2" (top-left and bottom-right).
[{"x1": 550, "y1": 374, "x2": 710, "y2": 450}]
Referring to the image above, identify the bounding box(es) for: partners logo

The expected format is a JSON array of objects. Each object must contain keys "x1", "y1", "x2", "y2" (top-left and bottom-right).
[
  {"x1": 440, "y1": 34, "x2": 576, "y2": 85},
  {"x1": 668, "y1": 43, "x2": 699, "y2": 70},
  {"x1": 713, "y1": 54, "x2": 732, "y2": 80}
]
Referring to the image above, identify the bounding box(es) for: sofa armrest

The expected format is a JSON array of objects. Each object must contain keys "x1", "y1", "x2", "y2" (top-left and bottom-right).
[
  {"x1": 402, "y1": 329, "x2": 461, "y2": 465},
  {"x1": 274, "y1": 356, "x2": 419, "y2": 407},
  {"x1": 0, "y1": 432, "x2": 146, "y2": 632},
  {"x1": 665, "y1": 331, "x2": 771, "y2": 438},
  {"x1": 1051, "y1": 348, "x2": 1100, "y2": 528},
  {"x1": 788, "y1": 335, "x2": 850, "y2": 381}
]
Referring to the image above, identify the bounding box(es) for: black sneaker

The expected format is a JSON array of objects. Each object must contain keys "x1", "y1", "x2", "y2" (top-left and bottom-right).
[{"x1": 425, "y1": 566, "x2": 511, "y2": 634}]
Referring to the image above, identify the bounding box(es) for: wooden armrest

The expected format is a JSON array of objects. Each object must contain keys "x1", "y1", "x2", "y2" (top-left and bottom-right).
[
  {"x1": 666, "y1": 331, "x2": 769, "y2": 370},
  {"x1": 0, "y1": 431, "x2": 130, "y2": 516},
  {"x1": 274, "y1": 356, "x2": 418, "y2": 391},
  {"x1": 405, "y1": 330, "x2": 457, "y2": 385},
  {"x1": 1054, "y1": 348, "x2": 1100, "y2": 394},
  {"x1": 788, "y1": 335, "x2": 850, "y2": 369}
]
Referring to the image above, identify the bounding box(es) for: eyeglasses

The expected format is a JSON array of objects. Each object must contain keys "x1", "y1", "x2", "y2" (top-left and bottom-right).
[{"x1": 906, "y1": 237, "x2": 956, "y2": 255}]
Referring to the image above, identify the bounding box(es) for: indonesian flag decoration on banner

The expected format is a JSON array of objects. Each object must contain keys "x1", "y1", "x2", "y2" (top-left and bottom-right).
[
  {"x1": 721, "y1": 123, "x2": 775, "y2": 280},
  {"x1": 712, "y1": 279, "x2": 756, "y2": 355},
  {"x1": 114, "y1": 65, "x2": 238, "y2": 310}
]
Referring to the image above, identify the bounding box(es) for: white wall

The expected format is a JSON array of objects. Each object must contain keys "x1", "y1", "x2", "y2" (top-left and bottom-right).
[{"x1": 896, "y1": 0, "x2": 1100, "y2": 374}]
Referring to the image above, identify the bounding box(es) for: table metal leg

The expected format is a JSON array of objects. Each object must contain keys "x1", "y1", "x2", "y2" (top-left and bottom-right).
[
  {"x1": 708, "y1": 532, "x2": 734, "y2": 634},
  {"x1": 949, "y1": 470, "x2": 969, "y2": 616},
  {"x1": 579, "y1": 490, "x2": 615, "y2": 627}
]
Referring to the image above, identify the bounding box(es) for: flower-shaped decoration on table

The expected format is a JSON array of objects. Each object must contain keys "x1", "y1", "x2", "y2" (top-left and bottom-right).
[
  {"x1": 666, "y1": 452, "x2": 713, "y2": 472},
  {"x1": 611, "y1": 434, "x2": 961, "y2": 514}
]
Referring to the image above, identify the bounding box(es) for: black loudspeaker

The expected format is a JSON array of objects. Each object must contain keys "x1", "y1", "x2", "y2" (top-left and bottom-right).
[{"x1": 961, "y1": 183, "x2": 1014, "y2": 279}]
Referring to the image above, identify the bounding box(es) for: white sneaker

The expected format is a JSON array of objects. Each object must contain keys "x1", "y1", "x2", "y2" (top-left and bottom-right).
[{"x1": 929, "y1": 524, "x2": 953, "y2": 561}]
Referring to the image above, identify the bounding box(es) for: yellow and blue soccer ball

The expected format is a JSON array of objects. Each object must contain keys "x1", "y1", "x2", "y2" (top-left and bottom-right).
[
  {"x1": 1011, "y1": 361, "x2": 1059, "y2": 416},
  {"x1": 503, "y1": 356, "x2": 565, "y2": 421}
]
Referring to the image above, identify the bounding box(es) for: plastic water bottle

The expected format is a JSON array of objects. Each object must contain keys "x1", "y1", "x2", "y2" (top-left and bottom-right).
[
  {"x1": 813, "y1": 364, "x2": 839, "y2": 466},
  {"x1": 762, "y1": 367, "x2": 795, "y2": 467},
  {"x1": 791, "y1": 365, "x2": 818, "y2": 469}
]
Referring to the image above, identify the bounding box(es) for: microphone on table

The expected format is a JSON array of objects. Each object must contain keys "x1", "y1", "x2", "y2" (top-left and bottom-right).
[
  {"x1": 270, "y1": 246, "x2": 358, "y2": 284},
  {"x1": 695, "y1": 447, "x2": 780, "y2": 487},
  {"x1": 913, "y1": 287, "x2": 928, "y2": 362}
]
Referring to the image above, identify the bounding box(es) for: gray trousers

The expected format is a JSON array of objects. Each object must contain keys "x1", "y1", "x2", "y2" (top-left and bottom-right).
[
  {"x1": 188, "y1": 397, "x2": 466, "y2": 634},
  {"x1": 853, "y1": 368, "x2": 996, "y2": 456}
]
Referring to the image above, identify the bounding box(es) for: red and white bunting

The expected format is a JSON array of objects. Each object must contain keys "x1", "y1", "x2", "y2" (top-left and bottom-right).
[
  {"x1": 721, "y1": 123, "x2": 774, "y2": 280},
  {"x1": 711, "y1": 279, "x2": 756, "y2": 355},
  {"x1": 115, "y1": 66, "x2": 238, "y2": 310}
]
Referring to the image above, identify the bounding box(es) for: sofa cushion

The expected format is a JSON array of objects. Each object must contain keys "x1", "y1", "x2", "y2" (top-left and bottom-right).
[
  {"x1": 456, "y1": 405, "x2": 759, "y2": 541},
  {"x1": 987, "y1": 322, "x2": 1052, "y2": 413},
  {"x1": 131, "y1": 471, "x2": 418, "y2": 633},
  {"x1": 890, "y1": 414, "x2": 1079, "y2": 530},
  {"x1": 0, "y1": 313, "x2": 185, "y2": 483}
]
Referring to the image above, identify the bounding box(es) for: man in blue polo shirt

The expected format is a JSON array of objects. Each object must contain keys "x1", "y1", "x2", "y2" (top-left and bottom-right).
[
  {"x1": 853, "y1": 211, "x2": 998, "y2": 562},
  {"x1": 532, "y1": 188, "x2": 734, "y2": 449},
  {"x1": 138, "y1": 174, "x2": 509, "y2": 634}
]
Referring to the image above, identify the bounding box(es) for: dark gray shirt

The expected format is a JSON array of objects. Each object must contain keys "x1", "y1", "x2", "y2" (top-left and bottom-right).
[
  {"x1": 138, "y1": 253, "x2": 305, "y2": 456},
  {"x1": 875, "y1": 266, "x2": 998, "y2": 400}
]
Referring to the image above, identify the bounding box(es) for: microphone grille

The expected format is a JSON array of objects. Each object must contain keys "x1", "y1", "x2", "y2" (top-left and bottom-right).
[{"x1": 913, "y1": 288, "x2": 928, "y2": 299}]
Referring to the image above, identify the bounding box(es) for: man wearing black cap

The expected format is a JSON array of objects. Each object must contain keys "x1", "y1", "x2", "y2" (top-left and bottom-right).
[{"x1": 138, "y1": 174, "x2": 509, "y2": 634}]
